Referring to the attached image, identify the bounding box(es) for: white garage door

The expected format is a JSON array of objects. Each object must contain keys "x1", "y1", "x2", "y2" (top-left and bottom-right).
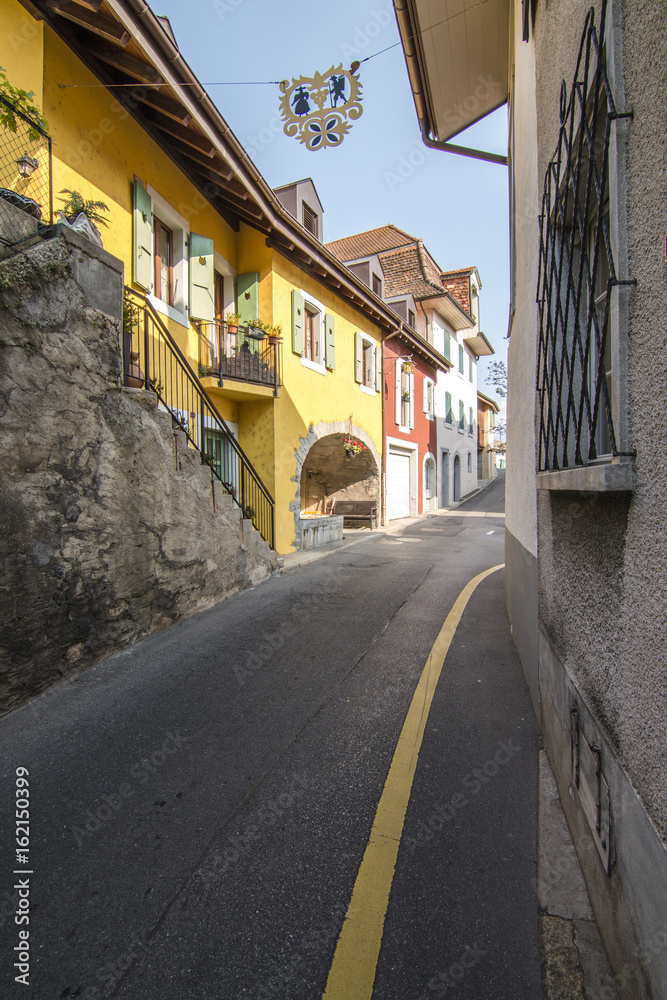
[{"x1": 387, "y1": 449, "x2": 411, "y2": 520}]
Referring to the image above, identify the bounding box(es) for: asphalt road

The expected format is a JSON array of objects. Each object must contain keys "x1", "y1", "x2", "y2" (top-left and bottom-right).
[{"x1": 0, "y1": 471, "x2": 541, "y2": 999}]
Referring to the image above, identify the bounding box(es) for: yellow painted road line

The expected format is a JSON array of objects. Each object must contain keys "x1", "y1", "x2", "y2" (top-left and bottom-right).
[{"x1": 322, "y1": 563, "x2": 505, "y2": 1000}]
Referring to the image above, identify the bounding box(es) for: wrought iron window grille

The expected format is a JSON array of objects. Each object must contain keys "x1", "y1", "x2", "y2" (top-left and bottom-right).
[{"x1": 536, "y1": 0, "x2": 635, "y2": 473}]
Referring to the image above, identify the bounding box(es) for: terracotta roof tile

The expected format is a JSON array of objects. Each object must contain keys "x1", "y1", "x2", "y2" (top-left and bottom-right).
[
  {"x1": 440, "y1": 275, "x2": 470, "y2": 313},
  {"x1": 325, "y1": 224, "x2": 418, "y2": 262},
  {"x1": 379, "y1": 244, "x2": 445, "y2": 299}
]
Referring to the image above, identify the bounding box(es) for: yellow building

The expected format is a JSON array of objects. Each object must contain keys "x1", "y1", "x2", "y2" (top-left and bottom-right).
[{"x1": 0, "y1": 0, "x2": 417, "y2": 553}]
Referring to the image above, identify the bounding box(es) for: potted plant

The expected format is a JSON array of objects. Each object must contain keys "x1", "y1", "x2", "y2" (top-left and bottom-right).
[
  {"x1": 247, "y1": 319, "x2": 266, "y2": 341},
  {"x1": 226, "y1": 312, "x2": 241, "y2": 334},
  {"x1": 401, "y1": 389, "x2": 411, "y2": 402},
  {"x1": 243, "y1": 505, "x2": 256, "y2": 520},
  {"x1": 267, "y1": 323, "x2": 283, "y2": 345},
  {"x1": 58, "y1": 189, "x2": 110, "y2": 246},
  {"x1": 343, "y1": 437, "x2": 367, "y2": 457}
]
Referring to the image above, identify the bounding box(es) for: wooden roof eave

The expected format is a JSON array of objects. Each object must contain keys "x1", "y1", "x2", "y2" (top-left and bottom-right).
[
  {"x1": 386, "y1": 328, "x2": 453, "y2": 374},
  {"x1": 25, "y1": 0, "x2": 430, "y2": 336}
]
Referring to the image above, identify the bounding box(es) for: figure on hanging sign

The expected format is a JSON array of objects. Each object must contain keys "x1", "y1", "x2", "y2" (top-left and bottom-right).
[
  {"x1": 292, "y1": 85, "x2": 311, "y2": 116},
  {"x1": 329, "y1": 74, "x2": 346, "y2": 106},
  {"x1": 279, "y1": 64, "x2": 363, "y2": 151}
]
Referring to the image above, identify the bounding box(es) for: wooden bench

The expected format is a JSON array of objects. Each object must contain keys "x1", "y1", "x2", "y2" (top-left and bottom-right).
[{"x1": 332, "y1": 500, "x2": 378, "y2": 530}]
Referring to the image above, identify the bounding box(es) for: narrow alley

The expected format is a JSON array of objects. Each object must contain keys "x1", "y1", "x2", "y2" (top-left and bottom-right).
[{"x1": 1, "y1": 474, "x2": 543, "y2": 999}]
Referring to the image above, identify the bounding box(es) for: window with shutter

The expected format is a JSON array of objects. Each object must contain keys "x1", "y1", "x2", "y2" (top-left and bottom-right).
[
  {"x1": 444, "y1": 332, "x2": 451, "y2": 362},
  {"x1": 302, "y1": 202, "x2": 318, "y2": 239},
  {"x1": 133, "y1": 178, "x2": 152, "y2": 291},
  {"x1": 154, "y1": 218, "x2": 173, "y2": 306},
  {"x1": 446, "y1": 391, "x2": 452, "y2": 425},
  {"x1": 325, "y1": 313, "x2": 336, "y2": 369},
  {"x1": 189, "y1": 232, "x2": 214, "y2": 322},
  {"x1": 238, "y1": 273, "x2": 259, "y2": 326},
  {"x1": 459, "y1": 344, "x2": 465, "y2": 374},
  {"x1": 292, "y1": 289, "x2": 304, "y2": 355},
  {"x1": 355, "y1": 332, "x2": 363, "y2": 383},
  {"x1": 469, "y1": 356, "x2": 474, "y2": 382},
  {"x1": 469, "y1": 407, "x2": 474, "y2": 435},
  {"x1": 459, "y1": 400, "x2": 465, "y2": 430}
]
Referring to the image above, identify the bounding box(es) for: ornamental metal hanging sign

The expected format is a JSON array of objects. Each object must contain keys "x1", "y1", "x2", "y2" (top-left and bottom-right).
[{"x1": 279, "y1": 63, "x2": 362, "y2": 151}]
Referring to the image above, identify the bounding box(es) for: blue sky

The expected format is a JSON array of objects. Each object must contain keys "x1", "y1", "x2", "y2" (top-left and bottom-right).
[{"x1": 155, "y1": 0, "x2": 509, "y2": 402}]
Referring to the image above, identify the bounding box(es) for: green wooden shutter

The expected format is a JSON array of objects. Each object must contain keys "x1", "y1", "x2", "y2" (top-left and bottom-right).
[
  {"x1": 459, "y1": 399, "x2": 465, "y2": 429},
  {"x1": 189, "y1": 233, "x2": 214, "y2": 321},
  {"x1": 354, "y1": 332, "x2": 363, "y2": 383},
  {"x1": 459, "y1": 344, "x2": 464, "y2": 373},
  {"x1": 375, "y1": 341, "x2": 382, "y2": 392},
  {"x1": 325, "y1": 313, "x2": 336, "y2": 369},
  {"x1": 133, "y1": 177, "x2": 152, "y2": 291},
  {"x1": 237, "y1": 273, "x2": 259, "y2": 325},
  {"x1": 291, "y1": 289, "x2": 304, "y2": 355},
  {"x1": 446, "y1": 391, "x2": 452, "y2": 424},
  {"x1": 444, "y1": 332, "x2": 451, "y2": 362},
  {"x1": 469, "y1": 356, "x2": 473, "y2": 382}
]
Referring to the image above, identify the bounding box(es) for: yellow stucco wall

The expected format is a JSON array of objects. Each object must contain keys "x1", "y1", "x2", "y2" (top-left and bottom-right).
[
  {"x1": 268, "y1": 254, "x2": 384, "y2": 553},
  {"x1": 0, "y1": 0, "x2": 44, "y2": 107},
  {"x1": 1, "y1": 6, "x2": 384, "y2": 555}
]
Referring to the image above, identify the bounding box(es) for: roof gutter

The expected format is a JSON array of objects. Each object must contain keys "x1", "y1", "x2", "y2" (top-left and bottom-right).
[
  {"x1": 107, "y1": 0, "x2": 424, "y2": 337},
  {"x1": 393, "y1": 0, "x2": 508, "y2": 167}
]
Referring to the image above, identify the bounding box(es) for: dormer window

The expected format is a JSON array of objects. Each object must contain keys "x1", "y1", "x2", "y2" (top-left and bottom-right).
[
  {"x1": 408, "y1": 309, "x2": 415, "y2": 329},
  {"x1": 302, "y1": 202, "x2": 318, "y2": 239},
  {"x1": 372, "y1": 272, "x2": 382, "y2": 297}
]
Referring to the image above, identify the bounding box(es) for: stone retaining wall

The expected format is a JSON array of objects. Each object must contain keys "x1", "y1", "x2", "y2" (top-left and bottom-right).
[{"x1": 0, "y1": 230, "x2": 276, "y2": 714}]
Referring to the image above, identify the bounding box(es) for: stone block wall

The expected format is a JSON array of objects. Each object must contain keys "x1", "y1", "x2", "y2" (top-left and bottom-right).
[{"x1": 0, "y1": 230, "x2": 276, "y2": 714}]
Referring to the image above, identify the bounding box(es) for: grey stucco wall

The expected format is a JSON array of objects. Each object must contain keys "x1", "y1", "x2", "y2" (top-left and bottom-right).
[
  {"x1": 505, "y1": 0, "x2": 540, "y2": 715},
  {"x1": 529, "y1": 0, "x2": 667, "y2": 994},
  {"x1": 534, "y1": 0, "x2": 667, "y2": 848},
  {"x1": 0, "y1": 231, "x2": 276, "y2": 714}
]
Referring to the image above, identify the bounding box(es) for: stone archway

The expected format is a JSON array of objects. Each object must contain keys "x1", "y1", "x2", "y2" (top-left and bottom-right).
[{"x1": 290, "y1": 421, "x2": 381, "y2": 547}]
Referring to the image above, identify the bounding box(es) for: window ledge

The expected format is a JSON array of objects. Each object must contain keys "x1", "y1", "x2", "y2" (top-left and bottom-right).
[
  {"x1": 536, "y1": 461, "x2": 634, "y2": 492},
  {"x1": 148, "y1": 295, "x2": 189, "y2": 329},
  {"x1": 360, "y1": 383, "x2": 375, "y2": 396},
  {"x1": 300, "y1": 356, "x2": 326, "y2": 376}
]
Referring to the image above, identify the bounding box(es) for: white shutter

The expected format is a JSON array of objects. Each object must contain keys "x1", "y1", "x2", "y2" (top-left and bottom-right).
[
  {"x1": 409, "y1": 373, "x2": 415, "y2": 428},
  {"x1": 423, "y1": 378, "x2": 429, "y2": 413},
  {"x1": 375, "y1": 343, "x2": 382, "y2": 392},
  {"x1": 395, "y1": 362, "x2": 401, "y2": 425},
  {"x1": 354, "y1": 332, "x2": 363, "y2": 383}
]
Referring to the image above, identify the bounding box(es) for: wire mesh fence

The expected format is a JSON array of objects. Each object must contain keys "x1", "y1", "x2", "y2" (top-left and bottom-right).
[{"x1": 0, "y1": 94, "x2": 52, "y2": 250}]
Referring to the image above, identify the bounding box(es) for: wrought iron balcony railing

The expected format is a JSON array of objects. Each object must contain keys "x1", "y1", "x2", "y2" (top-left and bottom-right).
[
  {"x1": 123, "y1": 288, "x2": 275, "y2": 549},
  {"x1": 198, "y1": 320, "x2": 282, "y2": 395}
]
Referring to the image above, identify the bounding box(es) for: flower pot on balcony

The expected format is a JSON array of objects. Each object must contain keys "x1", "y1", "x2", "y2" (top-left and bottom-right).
[{"x1": 247, "y1": 327, "x2": 266, "y2": 341}]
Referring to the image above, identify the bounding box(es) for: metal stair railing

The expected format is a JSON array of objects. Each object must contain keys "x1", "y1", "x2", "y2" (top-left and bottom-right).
[{"x1": 123, "y1": 287, "x2": 275, "y2": 550}]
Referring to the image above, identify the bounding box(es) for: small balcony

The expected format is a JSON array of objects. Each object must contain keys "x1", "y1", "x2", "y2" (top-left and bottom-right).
[{"x1": 198, "y1": 321, "x2": 282, "y2": 396}]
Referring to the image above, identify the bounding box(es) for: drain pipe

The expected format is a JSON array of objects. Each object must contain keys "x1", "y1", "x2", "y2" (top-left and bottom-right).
[
  {"x1": 421, "y1": 126, "x2": 508, "y2": 167},
  {"x1": 393, "y1": 0, "x2": 508, "y2": 167}
]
